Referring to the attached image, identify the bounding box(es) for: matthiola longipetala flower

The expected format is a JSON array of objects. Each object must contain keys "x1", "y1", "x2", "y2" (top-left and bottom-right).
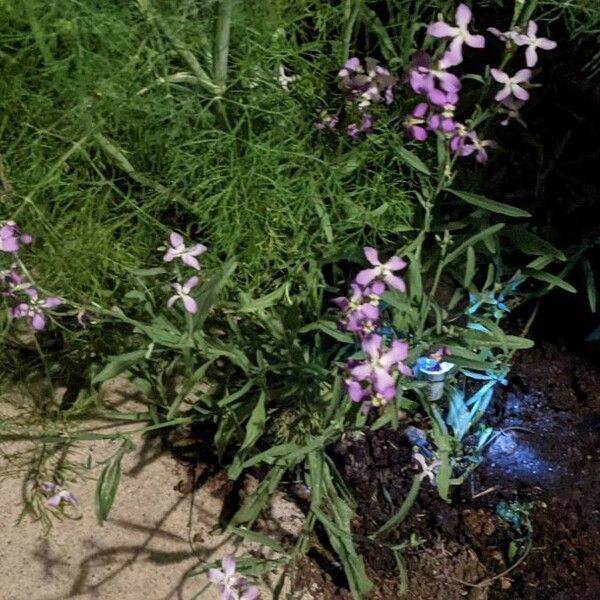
[
  {"x1": 337, "y1": 57, "x2": 397, "y2": 108},
  {"x1": 167, "y1": 276, "x2": 199, "y2": 314},
  {"x1": 0, "y1": 221, "x2": 32, "y2": 253},
  {"x1": 41, "y1": 482, "x2": 78, "y2": 509},
  {"x1": 356, "y1": 247, "x2": 407, "y2": 292},
  {"x1": 514, "y1": 21, "x2": 557, "y2": 67},
  {"x1": 427, "y1": 3, "x2": 485, "y2": 67},
  {"x1": 10, "y1": 288, "x2": 62, "y2": 331},
  {"x1": 404, "y1": 103, "x2": 430, "y2": 141},
  {"x1": 163, "y1": 232, "x2": 207, "y2": 270},
  {"x1": 208, "y1": 555, "x2": 260, "y2": 600},
  {"x1": 490, "y1": 68, "x2": 532, "y2": 102}
]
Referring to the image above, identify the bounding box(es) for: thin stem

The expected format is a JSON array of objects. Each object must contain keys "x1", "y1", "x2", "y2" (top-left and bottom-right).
[
  {"x1": 214, "y1": 0, "x2": 236, "y2": 93},
  {"x1": 341, "y1": 0, "x2": 360, "y2": 62}
]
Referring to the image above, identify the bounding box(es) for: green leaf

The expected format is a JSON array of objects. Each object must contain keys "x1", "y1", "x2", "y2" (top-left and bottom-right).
[
  {"x1": 395, "y1": 145, "x2": 431, "y2": 175},
  {"x1": 463, "y1": 246, "x2": 476, "y2": 288},
  {"x1": 504, "y1": 227, "x2": 566, "y2": 260},
  {"x1": 372, "y1": 475, "x2": 421, "y2": 537},
  {"x1": 230, "y1": 527, "x2": 287, "y2": 555},
  {"x1": 523, "y1": 269, "x2": 577, "y2": 293},
  {"x1": 193, "y1": 260, "x2": 237, "y2": 328},
  {"x1": 95, "y1": 439, "x2": 133, "y2": 524},
  {"x1": 92, "y1": 350, "x2": 147, "y2": 385},
  {"x1": 444, "y1": 223, "x2": 505, "y2": 265},
  {"x1": 448, "y1": 189, "x2": 531, "y2": 218},
  {"x1": 408, "y1": 254, "x2": 423, "y2": 300},
  {"x1": 583, "y1": 258, "x2": 597, "y2": 312}
]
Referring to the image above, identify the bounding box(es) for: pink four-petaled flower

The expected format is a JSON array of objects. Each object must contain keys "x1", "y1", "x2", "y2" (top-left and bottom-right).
[
  {"x1": 427, "y1": 3, "x2": 485, "y2": 68},
  {"x1": 167, "y1": 276, "x2": 199, "y2": 314},
  {"x1": 490, "y1": 68, "x2": 532, "y2": 102},
  {"x1": 514, "y1": 20, "x2": 557, "y2": 67},
  {"x1": 207, "y1": 555, "x2": 260, "y2": 600},
  {"x1": 356, "y1": 247, "x2": 407, "y2": 292},
  {"x1": 163, "y1": 232, "x2": 207, "y2": 270}
]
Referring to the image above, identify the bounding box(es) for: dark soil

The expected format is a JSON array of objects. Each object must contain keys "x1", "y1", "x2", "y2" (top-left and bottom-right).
[{"x1": 319, "y1": 341, "x2": 600, "y2": 599}]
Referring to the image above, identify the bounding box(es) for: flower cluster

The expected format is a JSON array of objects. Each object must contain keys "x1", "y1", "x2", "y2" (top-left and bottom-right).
[
  {"x1": 334, "y1": 247, "x2": 412, "y2": 412},
  {"x1": 404, "y1": 4, "x2": 495, "y2": 162},
  {"x1": 333, "y1": 247, "x2": 406, "y2": 337},
  {"x1": 207, "y1": 555, "x2": 260, "y2": 600},
  {"x1": 403, "y1": 4, "x2": 556, "y2": 158},
  {"x1": 1, "y1": 221, "x2": 62, "y2": 332},
  {"x1": 162, "y1": 231, "x2": 207, "y2": 315},
  {"x1": 315, "y1": 57, "x2": 397, "y2": 138},
  {"x1": 487, "y1": 21, "x2": 556, "y2": 126}
]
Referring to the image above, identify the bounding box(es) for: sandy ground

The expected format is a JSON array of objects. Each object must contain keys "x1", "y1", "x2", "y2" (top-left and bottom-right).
[{"x1": 0, "y1": 383, "x2": 307, "y2": 600}]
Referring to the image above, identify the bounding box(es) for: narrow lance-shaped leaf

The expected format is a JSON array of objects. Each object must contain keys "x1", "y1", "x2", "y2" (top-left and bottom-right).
[{"x1": 448, "y1": 189, "x2": 531, "y2": 218}]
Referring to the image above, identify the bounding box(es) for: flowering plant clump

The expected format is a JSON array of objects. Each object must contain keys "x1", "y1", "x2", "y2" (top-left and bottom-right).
[
  {"x1": 334, "y1": 247, "x2": 413, "y2": 412},
  {"x1": 0, "y1": 221, "x2": 63, "y2": 332},
  {"x1": 404, "y1": 3, "x2": 556, "y2": 158}
]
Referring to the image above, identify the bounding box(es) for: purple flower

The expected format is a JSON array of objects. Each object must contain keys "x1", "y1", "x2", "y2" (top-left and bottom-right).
[
  {"x1": 409, "y1": 52, "x2": 461, "y2": 96},
  {"x1": 0, "y1": 268, "x2": 24, "y2": 297},
  {"x1": 0, "y1": 221, "x2": 31, "y2": 253},
  {"x1": 350, "y1": 334, "x2": 412, "y2": 389},
  {"x1": 428, "y1": 3, "x2": 485, "y2": 68},
  {"x1": 338, "y1": 57, "x2": 397, "y2": 109},
  {"x1": 47, "y1": 489, "x2": 78, "y2": 508},
  {"x1": 167, "y1": 276, "x2": 199, "y2": 314},
  {"x1": 427, "y1": 92, "x2": 459, "y2": 134},
  {"x1": 449, "y1": 123, "x2": 470, "y2": 154},
  {"x1": 355, "y1": 247, "x2": 407, "y2": 292},
  {"x1": 163, "y1": 232, "x2": 207, "y2": 270},
  {"x1": 457, "y1": 131, "x2": 498, "y2": 163},
  {"x1": 10, "y1": 288, "x2": 62, "y2": 331},
  {"x1": 345, "y1": 303, "x2": 380, "y2": 336},
  {"x1": 490, "y1": 68, "x2": 532, "y2": 102},
  {"x1": 208, "y1": 555, "x2": 260, "y2": 600},
  {"x1": 404, "y1": 103, "x2": 429, "y2": 141},
  {"x1": 514, "y1": 21, "x2": 557, "y2": 67},
  {"x1": 314, "y1": 112, "x2": 339, "y2": 130},
  {"x1": 499, "y1": 97, "x2": 527, "y2": 127}
]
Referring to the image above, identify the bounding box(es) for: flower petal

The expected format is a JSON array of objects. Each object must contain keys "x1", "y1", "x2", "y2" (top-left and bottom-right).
[
  {"x1": 440, "y1": 39, "x2": 463, "y2": 68},
  {"x1": 222, "y1": 555, "x2": 236, "y2": 578},
  {"x1": 512, "y1": 85, "x2": 530, "y2": 101},
  {"x1": 494, "y1": 87, "x2": 511, "y2": 102},
  {"x1": 537, "y1": 38, "x2": 557, "y2": 51},
  {"x1": 386, "y1": 256, "x2": 406, "y2": 271},
  {"x1": 182, "y1": 254, "x2": 201, "y2": 270},
  {"x1": 350, "y1": 362, "x2": 372, "y2": 381},
  {"x1": 182, "y1": 295, "x2": 198, "y2": 314},
  {"x1": 188, "y1": 243, "x2": 207, "y2": 256},
  {"x1": 381, "y1": 340, "x2": 409, "y2": 368},
  {"x1": 384, "y1": 273, "x2": 406, "y2": 292},
  {"x1": 241, "y1": 586, "x2": 261, "y2": 600},
  {"x1": 361, "y1": 334, "x2": 382, "y2": 359},
  {"x1": 42, "y1": 297, "x2": 62, "y2": 309},
  {"x1": 455, "y1": 3, "x2": 472, "y2": 27},
  {"x1": 347, "y1": 380, "x2": 365, "y2": 402},
  {"x1": 490, "y1": 68, "x2": 508, "y2": 83},
  {"x1": 167, "y1": 295, "x2": 178, "y2": 308},
  {"x1": 184, "y1": 276, "x2": 199, "y2": 292},
  {"x1": 208, "y1": 568, "x2": 224, "y2": 584},
  {"x1": 427, "y1": 22, "x2": 458, "y2": 38},
  {"x1": 465, "y1": 33, "x2": 485, "y2": 48},
  {"x1": 31, "y1": 312, "x2": 46, "y2": 331},
  {"x1": 525, "y1": 46, "x2": 537, "y2": 68},
  {"x1": 355, "y1": 267, "x2": 379, "y2": 287},
  {"x1": 363, "y1": 246, "x2": 380, "y2": 266},
  {"x1": 169, "y1": 232, "x2": 184, "y2": 249},
  {"x1": 512, "y1": 69, "x2": 532, "y2": 83}
]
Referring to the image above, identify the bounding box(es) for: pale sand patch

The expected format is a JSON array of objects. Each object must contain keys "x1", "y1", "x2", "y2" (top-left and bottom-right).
[{"x1": 0, "y1": 382, "x2": 312, "y2": 600}]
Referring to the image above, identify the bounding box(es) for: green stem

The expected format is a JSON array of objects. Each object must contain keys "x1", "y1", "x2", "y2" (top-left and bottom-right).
[
  {"x1": 341, "y1": 0, "x2": 360, "y2": 62},
  {"x1": 214, "y1": 0, "x2": 236, "y2": 94}
]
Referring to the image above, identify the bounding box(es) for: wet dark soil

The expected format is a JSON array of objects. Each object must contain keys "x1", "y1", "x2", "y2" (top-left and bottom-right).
[{"x1": 317, "y1": 341, "x2": 600, "y2": 599}]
